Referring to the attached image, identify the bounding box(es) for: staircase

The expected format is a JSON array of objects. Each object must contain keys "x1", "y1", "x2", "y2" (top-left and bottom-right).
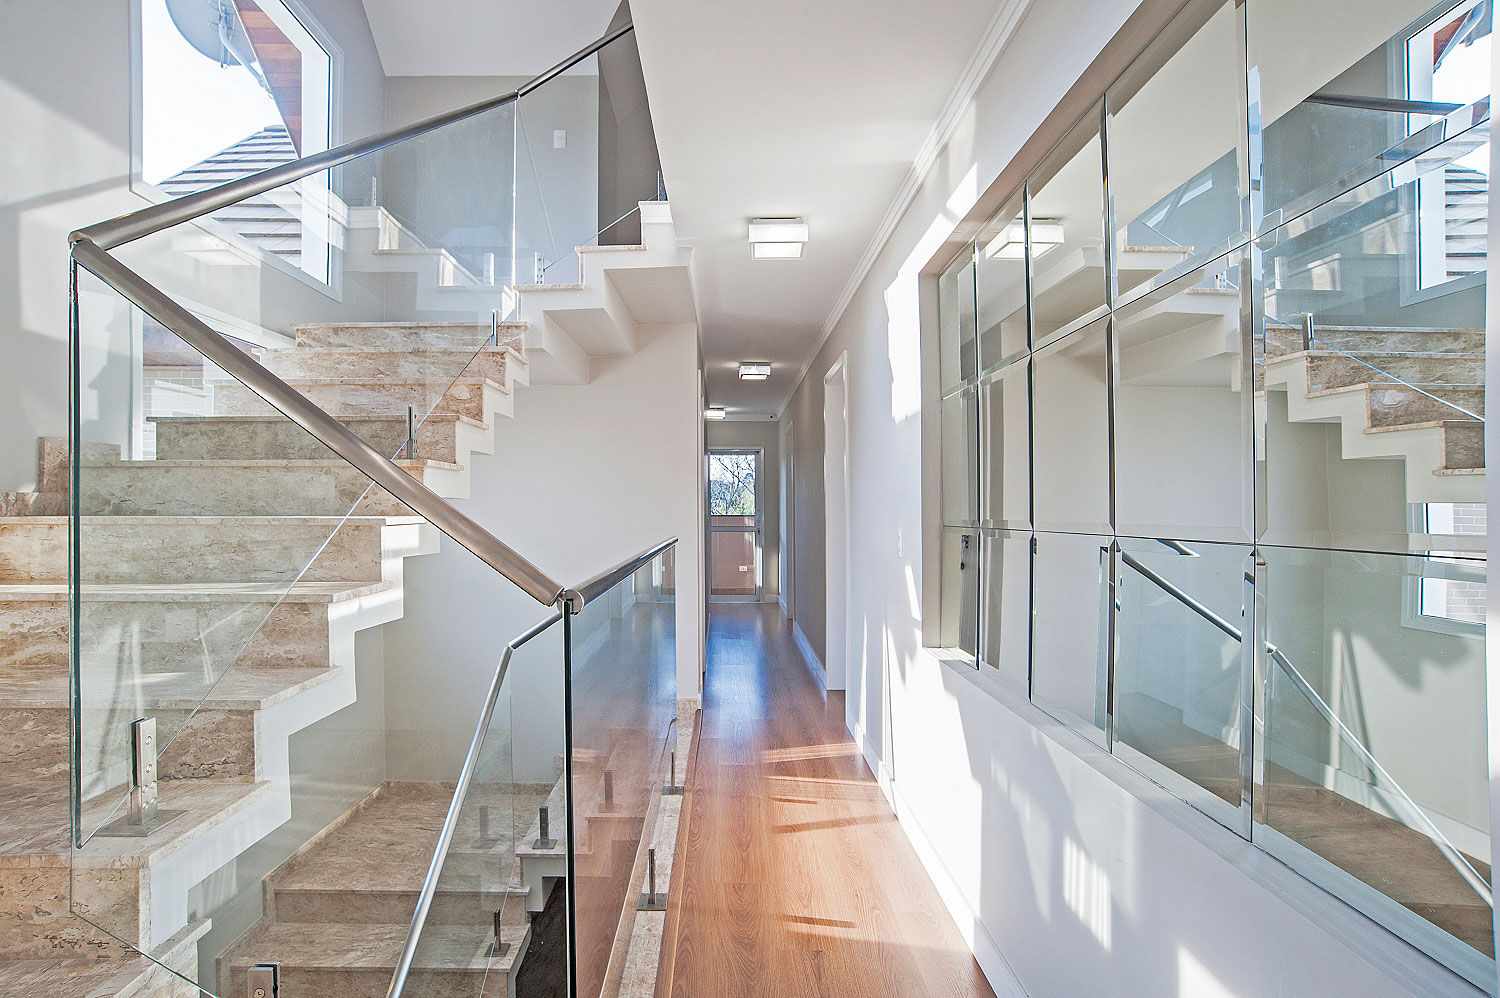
[
  {"x1": 2, "y1": 202, "x2": 690, "y2": 995},
  {"x1": 1261, "y1": 324, "x2": 1485, "y2": 503}
]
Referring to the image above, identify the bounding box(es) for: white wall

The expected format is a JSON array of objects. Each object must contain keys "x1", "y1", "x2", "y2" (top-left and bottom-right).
[
  {"x1": 779, "y1": 0, "x2": 1484, "y2": 993},
  {"x1": 383, "y1": 322, "x2": 704, "y2": 783}
]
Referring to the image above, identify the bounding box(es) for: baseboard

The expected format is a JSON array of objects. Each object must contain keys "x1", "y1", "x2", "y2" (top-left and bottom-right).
[
  {"x1": 889, "y1": 780, "x2": 1031, "y2": 997},
  {"x1": 778, "y1": 593, "x2": 790, "y2": 618},
  {"x1": 848, "y1": 716, "x2": 893, "y2": 805},
  {"x1": 792, "y1": 619, "x2": 826, "y2": 692}
]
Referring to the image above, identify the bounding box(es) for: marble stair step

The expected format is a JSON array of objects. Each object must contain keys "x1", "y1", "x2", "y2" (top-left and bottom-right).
[
  {"x1": 0, "y1": 920, "x2": 209, "y2": 997},
  {"x1": 0, "y1": 515, "x2": 391, "y2": 585},
  {"x1": 73, "y1": 456, "x2": 456, "y2": 517},
  {"x1": 0, "y1": 582, "x2": 385, "y2": 683},
  {"x1": 1303, "y1": 351, "x2": 1484, "y2": 392},
  {"x1": 294, "y1": 320, "x2": 527, "y2": 353},
  {"x1": 212, "y1": 376, "x2": 510, "y2": 425},
  {"x1": 221, "y1": 920, "x2": 527, "y2": 998},
  {"x1": 259, "y1": 345, "x2": 512, "y2": 385},
  {"x1": 152, "y1": 413, "x2": 484, "y2": 465},
  {"x1": 1362, "y1": 383, "x2": 1485, "y2": 428},
  {"x1": 1266, "y1": 324, "x2": 1485, "y2": 359}
]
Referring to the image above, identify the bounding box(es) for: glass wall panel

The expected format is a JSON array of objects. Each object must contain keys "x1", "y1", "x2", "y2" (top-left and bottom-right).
[
  {"x1": 940, "y1": 528, "x2": 981, "y2": 661},
  {"x1": 1029, "y1": 105, "x2": 1108, "y2": 341},
  {"x1": 1115, "y1": 251, "x2": 1251, "y2": 542},
  {"x1": 1257, "y1": 128, "x2": 1486, "y2": 555},
  {"x1": 979, "y1": 528, "x2": 1031, "y2": 694},
  {"x1": 1257, "y1": 544, "x2": 1491, "y2": 972},
  {"x1": 1107, "y1": 0, "x2": 1247, "y2": 301},
  {"x1": 1031, "y1": 531, "x2": 1111, "y2": 743},
  {"x1": 1031, "y1": 317, "x2": 1111, "y2": 534},
  {"x1": 1113, "y1": 538, "x2": 1250, "y2": 829},
  {"x1": 942, "y1": 386, "x2": 981, "y2": 525},
  {"x1": 976, "y1": 194, "x2": 1030, "y2": 371},
  {"x1": 939, "y1": 245, "x2": 979, "y2": 393},
  {"x1": 980, "y1": 360, "x2": 1030, "y2": 529},
  {"x1": 1249, "y1": 0, "x2": 1492, "y2": 224}
]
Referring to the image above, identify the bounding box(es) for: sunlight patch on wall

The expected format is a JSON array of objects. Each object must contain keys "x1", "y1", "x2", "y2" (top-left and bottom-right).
[
  {"x1": 1063, "y1": 837, "x2": 1113, "y2": 951},
  {"x1": 1177, "y1": 946, "x2": 1236, "y2": 998}
]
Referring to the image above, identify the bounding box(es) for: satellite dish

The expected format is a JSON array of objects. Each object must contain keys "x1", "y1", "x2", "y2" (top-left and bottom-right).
[{"x1": 163, "y1": 0, "x2": 263, "y2": 83}]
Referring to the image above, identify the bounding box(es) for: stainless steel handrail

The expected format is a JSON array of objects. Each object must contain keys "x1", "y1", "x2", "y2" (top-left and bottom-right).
[
  {"x1": 387, "y1": 608, "x2": 565, "y2": 998},
  {"x1": 73, "y1": 21, "x2": 634, "y2": 251},
  {"x1": 562, "y1": 537, "x2": 679, "y2": 611},
  {"x1": 1117, "y1": 551, "x2": 1493, "y2": 906},
  {"x1": 71, "y1": 239, "x2": 568, "y2": 607},
  {"x1": 1305, "y1": 92, "x2": 1463, "y2": 116}
]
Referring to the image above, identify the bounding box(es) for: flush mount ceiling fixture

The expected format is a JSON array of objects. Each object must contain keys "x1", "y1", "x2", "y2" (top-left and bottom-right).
[
  {"x1": 983, "y1": 218, "x2": 1064, "y2": 260},
  {"x1": 705, "y1": 407, "x2": 727, "y2": 420},
  {"x1": 738, "y1": 362, "x2": 772, "y2": 381},
  {"x1": 748, "y1": 217, "x2": 808, "y2": 260}
]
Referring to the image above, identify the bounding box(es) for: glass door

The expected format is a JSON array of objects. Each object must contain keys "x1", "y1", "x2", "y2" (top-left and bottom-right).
[{"x1": 707, "y1": 449, "x2": 762, "y2": 601}]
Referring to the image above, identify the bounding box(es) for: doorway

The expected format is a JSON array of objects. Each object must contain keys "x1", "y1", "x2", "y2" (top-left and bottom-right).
[{"x1": 707, "y1": 449, "x2": 763, "y2": 601}]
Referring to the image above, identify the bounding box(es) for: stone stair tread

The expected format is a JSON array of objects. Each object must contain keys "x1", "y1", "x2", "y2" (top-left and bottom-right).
[
  {"x1": 577, "y1": 243, "x2": 647, "y2": 253},
  {"x1": 515, "y1": 282, "x2": 586, "y2": 292},
  {"x1": 224, "y1": 919, "x2": 527, "y2": 973},
  {"x1": 78, "y1": 457, "x2": 462, "y2": 471},
  {"x1": 1, "y1": 777, "x2": 271, "y2": 861},
  {"x1": 0, "y1": 666, "x2": 337, "y2": 710},
  {"x1": 0, "y1": 513, "x2": 404, "y2": 526},
  {"x1": 0, "y1": 580, "x2": 393, "y2": 603},
  {"x1": 154, "y1": 410, "x2": 488, "y2": 429},
  {"x1": 1365, "y1": 418, "x2": 1482, "y2": 434}
]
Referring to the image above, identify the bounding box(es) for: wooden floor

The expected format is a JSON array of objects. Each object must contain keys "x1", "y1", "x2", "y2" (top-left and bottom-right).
[{"x1": 659, "y1": 604, "x2": 996, "y2": 998}]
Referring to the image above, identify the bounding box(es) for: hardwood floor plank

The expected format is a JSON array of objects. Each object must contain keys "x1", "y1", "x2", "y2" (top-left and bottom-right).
[{"x1": 662, "y1": 604, "x2": 995, "y2": 998}]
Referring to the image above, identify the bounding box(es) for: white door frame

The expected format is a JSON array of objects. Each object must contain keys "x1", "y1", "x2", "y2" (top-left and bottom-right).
[
  {"x1": 780, "y1": 417, "x2": 795, "y2": 619},
  {"x1": 823, "y1": 354, "x2": 850, "y2": 691}
]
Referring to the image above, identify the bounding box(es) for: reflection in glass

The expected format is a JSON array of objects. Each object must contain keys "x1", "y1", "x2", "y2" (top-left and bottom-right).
[
  {"x1": 1029, "y1": 105, "x2": 1107, "y2": 340},
  {"x1": 940, "y1": 245, "x2": 979, "y2": 391},
  {"x1": 940, "y1": 528, "x2": 981, "y2": 661},
  {"x1": 981, "y1": 361, "x2": 1030, "y2": 529},
  {"x1": 1107, "y1": 0, "x2": 1247, "y2": 300},
  {"x1": 976, "y1": 194, "x2": 1030, "y2": 370},
  {"x1": 980, "y1": 529, "x2": 1031, "y2": 694},
  {"x1": 1031, "y1": 531, "x2": 1111, "y2": 743},
  {"x1": 1258, "y1": 544, "x2": 1491, "y2": 962},
  {"x1": 1114, "y1": 252, "x2": 1250, "y2": 542},
  {"x1": 942, "y1": 387, "x2": 981, "y2": 525},
  {"x1": 1257, "y1": 129, "x2": 1486, "y2": 554},
  {"x1": 1113, "y1": 539, "x2": 1250, "y2": 827},
  {"x1": 1031, "y1": 318, "x2": 1111, "y2": 534}
]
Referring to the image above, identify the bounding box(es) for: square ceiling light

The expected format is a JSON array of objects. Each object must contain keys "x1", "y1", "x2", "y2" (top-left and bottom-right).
[
  {"x1": 749, "y1": 217, "x2": 808, "y2": 260},
  {"x1": 705, "y1": 407, "x2": 727, "y2": 420},
  {"x1": 739, "y1": 362, "x2": 772, "y2": 381}
]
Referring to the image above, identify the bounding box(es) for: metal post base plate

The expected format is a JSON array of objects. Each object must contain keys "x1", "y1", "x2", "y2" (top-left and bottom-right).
[
  {"x1": 638, "y1": 892, "x2": 668, "y2": 912},
  {"x1": 95, "y1": 809, "x2": 186, "y2": 838}
]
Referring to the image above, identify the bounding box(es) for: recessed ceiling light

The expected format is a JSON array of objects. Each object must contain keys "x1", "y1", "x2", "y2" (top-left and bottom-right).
[
  {"x1": 738, "y1": 362, "x2": 771, "y2": 381},
  {"x1": 749, "y1": 217, "x2": 808, "y2": 259},
  {"x1": 705, "y1": 407, "x2": 727, "y2": 420}
]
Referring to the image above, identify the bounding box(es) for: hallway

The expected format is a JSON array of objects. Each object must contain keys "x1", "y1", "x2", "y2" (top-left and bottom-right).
[{"x1": 660, "y1": 604, "x2": 996, "y2": 997}]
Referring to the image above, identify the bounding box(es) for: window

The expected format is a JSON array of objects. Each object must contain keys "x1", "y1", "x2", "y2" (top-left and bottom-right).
[
  {"x1": 1409, "y1": 502, "x2": 1487, "y2": 632},
  {"x1": 139, "y1": 0, "x2": 336, "y2": 283},
  {"x1": 1406, "y1": 0, "x2": 1491, "y2": 289}
]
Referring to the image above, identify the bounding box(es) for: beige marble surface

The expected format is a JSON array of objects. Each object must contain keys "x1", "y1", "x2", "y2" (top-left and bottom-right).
[{"x1": 294, "y1": 320, "x2": 526, "y2": 354}]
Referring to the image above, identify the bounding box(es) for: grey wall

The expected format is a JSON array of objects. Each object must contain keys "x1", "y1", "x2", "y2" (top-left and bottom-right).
[{"x1": 706, "y1": 418, "x2": 781, "y2": 599}]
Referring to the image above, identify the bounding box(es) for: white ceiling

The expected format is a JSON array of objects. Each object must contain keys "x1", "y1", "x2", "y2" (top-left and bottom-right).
[
  {"x1": 630, "y1": 0, "x2": 1010, "y2": 415},
  {"x1": 361, "y1": 0, "x2": 618, "y2": 76}
]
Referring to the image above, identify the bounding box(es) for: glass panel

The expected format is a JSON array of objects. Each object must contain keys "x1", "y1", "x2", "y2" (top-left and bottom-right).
[
  {"x1": 1114, "y1": 251, "x2": 1252, "y2": 542},
  {"x1": 1031, "y1": 317, "x2": 1111, "y2": 534},
  {"x1": 1258, "y1": 545, "x2": 1492, "y2": 980},
  {"x1": 979, "y1": 529, "x2": 1031, "y2": 694},
  {"x1": 1249, "y1": 0, "x2": 1492, "y2": 225},
  {"x1": 1107, "y1": 0, "x2": 1247, "y2": 301},
  {"x1": 1113, "y1": 538, "x2": 1250, "y2": 828},
  {"x1": 116, "y1": 98, "x2": 519, "y2": 469},
  {"x1": 981, "y1": 361, "x2": 1030, "y2": 529},
  {"x1": 403, "y1": 616, "x2": 566, "y2": 997},
  {"x1": 976, "y1": 194, "x2": 1030, "y2": 370},
  {"x1": 1030, "y1": 531, "x2": 1111, "y2": 744},
  {"x1": 939, "y1": 528, "x2": 981, "y2": 660},
  {"x1": 942, "y1": 387, "x2": 981, "y2": 525},
  {"x1": 1257, "y1": 128, "x2": 1486, "y2": 555},
  {"x1": 566, "y1": 549, "x2": 678, "y2": 998},
  {"x1": 1029, "y1": 105, "x2": 1107, "y2": 341},
  {"x1": 939, "y1": 244, "x2": 979, "y2": 392}
]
